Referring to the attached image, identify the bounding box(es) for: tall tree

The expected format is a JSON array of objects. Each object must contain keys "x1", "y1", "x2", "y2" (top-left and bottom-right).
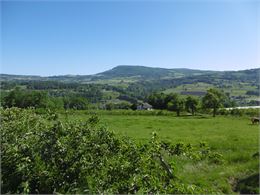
[
  {"x1": 185, "y1": 96, "x2": 198, "y2": 115},
  {"x1": 202, "y1": 88, "x2": 224, "y2": 117},
  {"x1": 167, "y1": 94, "x2": 184, "y2": 116},
  {"x1": 147, "y1": 93, "x2": 166, "y2": 109}
]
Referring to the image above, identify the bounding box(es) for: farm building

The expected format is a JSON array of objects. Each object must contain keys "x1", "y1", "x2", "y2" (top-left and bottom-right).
[{"x1": 137, "y1": 103, "x2": 153, "y2": 110}]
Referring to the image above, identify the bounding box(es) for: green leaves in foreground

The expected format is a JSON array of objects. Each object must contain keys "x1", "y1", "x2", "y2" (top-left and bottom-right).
[{"x1": 1, "y1": 108, "x2": 221, "y2": 194}]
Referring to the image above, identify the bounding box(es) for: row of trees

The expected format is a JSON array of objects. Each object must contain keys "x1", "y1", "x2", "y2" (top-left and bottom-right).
[
  {"x1": 148, "y1": 89, "x2": 235, "y2": 117},
  {"x1": 0, "y1": 81, "x2": 104, "y2": 103},
  {"x1": 1, "y1": 88, "x2": 89, "y2": 110},
  {"x1": 1, "y1": 87, "x2": 236, "y2": 117},
  {"x1": 147, "y1": 93, "x2": 199, "y2": 116}
]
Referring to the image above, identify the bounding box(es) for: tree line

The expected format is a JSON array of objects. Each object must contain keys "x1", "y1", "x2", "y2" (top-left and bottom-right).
[
  {"x1": 147, "y1": 88, "x2": 236, "y2": 117},
  {"x1": 1, "y1": 87, "x2": 236, "y2": 117},
  {"x1": 1, "y1": 87, "x2": 89, "y2": 110}
]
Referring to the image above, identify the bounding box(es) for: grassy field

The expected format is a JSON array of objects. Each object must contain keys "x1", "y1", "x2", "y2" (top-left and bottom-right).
[
  {"x1": 62, "y1": 111, "x2": 259, "y2": 193},
  {"x1": 164, "y1": 82, "x2": 214, "y2": 94},
  {"x1": 163, "y1": 82, "x2": 259, "y2": 104}
]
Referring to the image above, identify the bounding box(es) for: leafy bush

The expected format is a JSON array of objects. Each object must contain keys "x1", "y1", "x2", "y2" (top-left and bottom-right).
[
  {"x1": 218, "y1": 108, "x2": 229, "y2": 115},
  {"x1": 230, "y1": 108, "x2": 243, "y2": 116},
  {"x1": 160, "y1": 141, "x2": 224, "y2": 164},
  {"x1": 1, "y1": 108, "x2": 219, "y2": 194},
  {"x1": 218, "y1": 108, "x2": 260, "y2": 117}
]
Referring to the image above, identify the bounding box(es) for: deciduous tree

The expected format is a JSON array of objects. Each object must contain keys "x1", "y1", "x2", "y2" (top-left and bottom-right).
[
  {"x1": 202, "y1": 88, "x2": 224, "y2": 117},
  {"x1": 185, "y1": 96, "x2": 198, "y2": 115}
]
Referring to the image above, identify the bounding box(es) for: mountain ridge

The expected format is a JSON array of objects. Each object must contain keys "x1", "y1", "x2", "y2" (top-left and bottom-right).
[{"x1": 1, "y1": 65, "x2": 259, "y2": 81}]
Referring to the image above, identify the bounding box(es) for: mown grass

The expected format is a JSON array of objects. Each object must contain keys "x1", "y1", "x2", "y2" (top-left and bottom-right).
[{"x1": 60, "y1": 111, "x2": 259, "y2": 193}]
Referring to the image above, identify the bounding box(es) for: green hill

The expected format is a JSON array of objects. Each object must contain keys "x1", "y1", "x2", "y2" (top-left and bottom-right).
[
  {"x1": 95, "y1": 65, "x2": 213, "y2": 79},
  {"x1": 0, "y1": 65, "x2": 216, "y2": 82},
  {"x1": 1, "y1": 65, "x2": 259, "y2": 106}
]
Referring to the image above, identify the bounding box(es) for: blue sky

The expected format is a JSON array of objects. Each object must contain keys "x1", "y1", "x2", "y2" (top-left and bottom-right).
[{"x1": 1, "y1": 0, "x2": 259, "y2": 76}]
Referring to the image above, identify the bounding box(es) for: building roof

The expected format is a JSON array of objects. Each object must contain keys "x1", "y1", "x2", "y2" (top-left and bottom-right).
[{"x1": 142, "y1": 102, "x2": 153, "y2": 108}]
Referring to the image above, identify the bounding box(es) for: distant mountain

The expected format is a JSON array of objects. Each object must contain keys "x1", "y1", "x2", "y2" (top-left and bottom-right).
[
  {"x1": 95, "y1": 65, "x2": 215, "y2": 79},
  {"x1": 0, "y1": 65, "x2": 259, "y2": 84}
]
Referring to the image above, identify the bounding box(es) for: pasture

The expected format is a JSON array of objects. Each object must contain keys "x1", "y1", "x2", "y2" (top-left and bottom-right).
[{"x1": 62, "y1": 111, "x2": 259, "y2": 193}]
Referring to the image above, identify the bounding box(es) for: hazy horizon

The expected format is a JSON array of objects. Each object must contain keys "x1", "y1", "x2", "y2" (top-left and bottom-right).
[{"x1": 1, "y1": 1, "x2": 259, "y2": 76}]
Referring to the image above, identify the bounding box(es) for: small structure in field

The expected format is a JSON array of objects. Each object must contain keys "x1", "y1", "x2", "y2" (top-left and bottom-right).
[{"x1": 137, "y1": 102, "x2": 153, "y2": 110}]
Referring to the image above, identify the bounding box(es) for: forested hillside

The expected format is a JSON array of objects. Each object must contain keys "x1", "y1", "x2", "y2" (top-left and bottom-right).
[{"x1": 1, "y1": 66, "x2": 259, "y2": 107}]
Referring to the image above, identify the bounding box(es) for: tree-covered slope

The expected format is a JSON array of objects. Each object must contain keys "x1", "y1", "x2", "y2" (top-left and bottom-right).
[
  {"x1": 94, "y1": 65, "x2": 213, "y2": 79},
  {"x1": 1, "y1": 66, "x2": 259, "y2": 106},
  {"x1": 1, "y1": 65, "x2": 258, "y2": 83},
  {"x1": 0, "y1": 65, "x2": 216, "y2": 82}
]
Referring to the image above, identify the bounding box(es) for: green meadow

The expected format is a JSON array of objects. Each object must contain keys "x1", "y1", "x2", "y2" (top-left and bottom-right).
[{"x1": 63, "y1": 111, "x2": 259, "y2": 193}]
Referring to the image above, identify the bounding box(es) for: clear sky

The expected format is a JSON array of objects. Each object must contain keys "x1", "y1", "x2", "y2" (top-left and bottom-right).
[{"x1": 1, "y1": 0, "x2": 259, "y2": 76}]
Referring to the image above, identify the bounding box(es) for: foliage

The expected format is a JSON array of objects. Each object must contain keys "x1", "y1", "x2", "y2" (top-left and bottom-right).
[
  {"x1": 185, "y1": 96, "x2": 199, "y2": 115},
  {"x1": 160, "y1": 141, "x2": 224, "y2": 164},
  {"x1": 1, "y1": 108, "x2": 219, "y2": 194},
  {"x1": 1, "y1": 66, "x2": 259, "y2": 109},
  {"x1": 167, "y1": 94, "x2": 184, "y2": 116},
  {"x1": 84, "y1": 109, "x2": 177, "y2": 116},
  {"x1": 105, "y1": 102, "x2": 132, "y2": 110},
  {"x1": 2, "y1": 87, "x2": 50, "y2": 109},
  {"x1": 147, "y1": 93, "x2": 167, "y2": 109},
  {"x1": 202, "y1": 88, "x2": 225, "y2": 117},
  {"x1": 218, "y1": 108, "x2": 260, "y2": 117},
  {"x1": 1, "y1": 67, "x2": 259, "y2": 107},
  {"x1": 148, "y1": 93, "x2": 194, "y2": 116},
  {"x1": 1, "y1": 88, "x2": 90, "y2": 110},
  {"x1": 63, "y1": 96, "x2": 88, "y2": 110}
]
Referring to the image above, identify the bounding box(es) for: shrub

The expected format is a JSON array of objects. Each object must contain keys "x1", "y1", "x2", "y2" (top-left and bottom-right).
[{"x1": 1, "y1": 108, "x2": 217, "y2": 194}]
